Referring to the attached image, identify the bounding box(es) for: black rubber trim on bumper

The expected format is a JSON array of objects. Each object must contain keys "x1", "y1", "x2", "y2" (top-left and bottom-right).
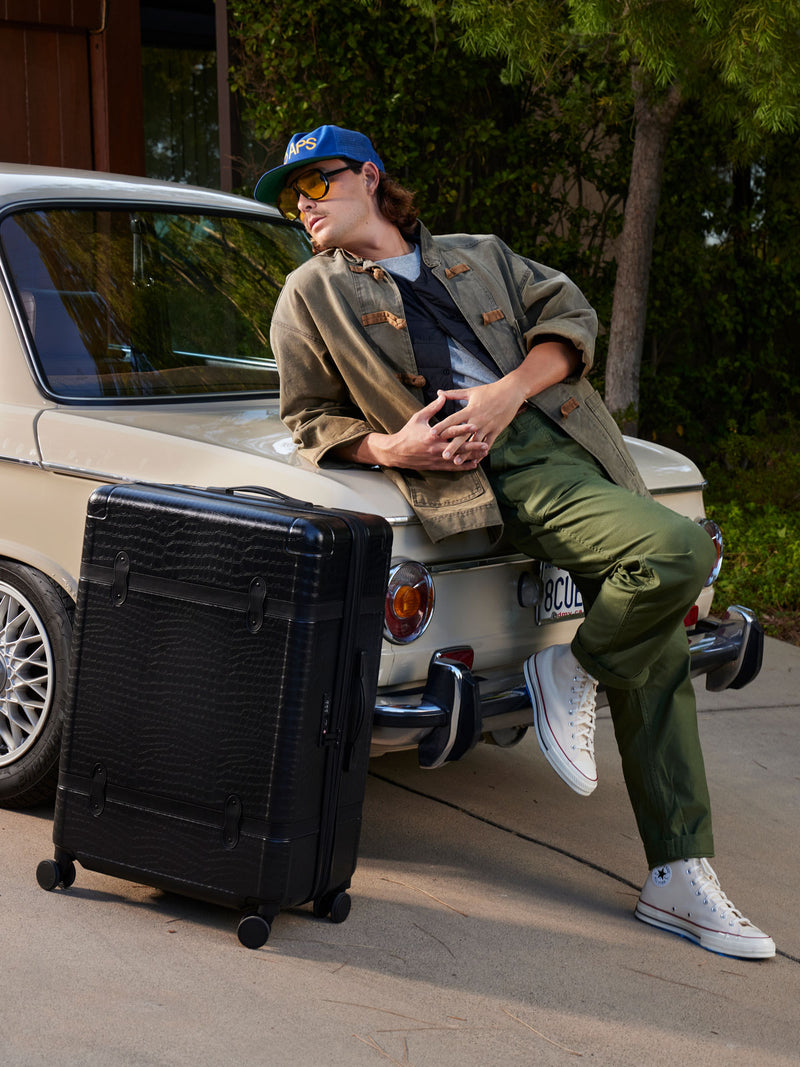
[
  {"x1": 690, "y1": 604, "x2": 764, "y2": 691},
  {"x1": 374, "y1": 651, "x2": 483, "y2": 769}
]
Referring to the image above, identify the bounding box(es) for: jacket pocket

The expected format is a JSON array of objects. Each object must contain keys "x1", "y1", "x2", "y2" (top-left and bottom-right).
[{"x1": 402, "y1": 467, "x2": 489, "y2": 509}]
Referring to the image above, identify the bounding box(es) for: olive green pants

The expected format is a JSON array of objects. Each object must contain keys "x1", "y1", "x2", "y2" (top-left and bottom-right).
[{"x1": 487, "y1": 409, "x2": 717, "y2": 867}]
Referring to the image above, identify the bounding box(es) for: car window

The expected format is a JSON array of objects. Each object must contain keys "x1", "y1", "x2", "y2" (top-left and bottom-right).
[{"x1": 0, "y1": 207, "x2": 311, "y2": 401}]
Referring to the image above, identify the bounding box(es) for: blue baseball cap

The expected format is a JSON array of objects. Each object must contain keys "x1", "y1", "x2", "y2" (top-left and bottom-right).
[{"x1": 254, "y1": 125, "x2": 385, "y2": 204}]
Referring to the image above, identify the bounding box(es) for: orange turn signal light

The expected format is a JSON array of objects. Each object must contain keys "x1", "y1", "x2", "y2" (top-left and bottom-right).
[{"x1": 391, "y1": 585, "x2": 422, "y2": 620}]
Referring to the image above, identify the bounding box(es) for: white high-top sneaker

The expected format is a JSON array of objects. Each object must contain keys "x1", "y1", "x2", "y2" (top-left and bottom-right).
[
  {"x1": 635, "y1": 858, "x2": 776, "y2": 959},
  {"x1": 523, "y1": 643, "x2": 598, "y2": 796}
]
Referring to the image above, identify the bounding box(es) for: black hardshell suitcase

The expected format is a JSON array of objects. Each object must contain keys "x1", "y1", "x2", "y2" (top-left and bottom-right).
[{"x1": 37, "y1": 483, "x2": 392, "y2": 948}]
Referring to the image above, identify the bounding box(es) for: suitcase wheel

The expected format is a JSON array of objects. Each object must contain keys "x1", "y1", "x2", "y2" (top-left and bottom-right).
[
  {"x1": 237, "y1": 913, "x2": 271, "y2": 950},
  {"x1": 313, "y1": 890, "x2": 351, "y2": 924},
  {"x1": 36, "y1": 857, "x2": 76, "y2": 891}
]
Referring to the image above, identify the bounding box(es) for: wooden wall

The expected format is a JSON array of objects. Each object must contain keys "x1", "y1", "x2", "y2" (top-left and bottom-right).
[{"x1": 0, "y1": 0, "x2": 145, "y2": 174}]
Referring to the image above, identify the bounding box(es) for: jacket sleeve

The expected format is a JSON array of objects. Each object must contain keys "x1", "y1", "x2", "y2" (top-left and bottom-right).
[
  {"x1": 496, "y1": 238, "x2": 598, "y2": 375},
  {"x1": 270, "y1": 273, "x2": 375, "y2": 465}
]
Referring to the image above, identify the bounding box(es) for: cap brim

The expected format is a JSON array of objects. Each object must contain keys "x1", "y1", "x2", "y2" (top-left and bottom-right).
[{"x1": 253, "y1": 154, "x2": 342, "y2": 205}]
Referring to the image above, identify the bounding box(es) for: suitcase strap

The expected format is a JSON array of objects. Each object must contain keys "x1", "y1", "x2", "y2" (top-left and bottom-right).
[
  {"x1": 81, "y1": 560, "x2": 354, "y2": 627},
  {"x1": 61, "y1": 769, "x2": 324, "y2": 845}
]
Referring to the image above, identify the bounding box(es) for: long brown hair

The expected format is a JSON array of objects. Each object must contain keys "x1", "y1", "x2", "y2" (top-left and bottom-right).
[{"x1": 375, "y1": 172, "x2": 419, "y2": 236}]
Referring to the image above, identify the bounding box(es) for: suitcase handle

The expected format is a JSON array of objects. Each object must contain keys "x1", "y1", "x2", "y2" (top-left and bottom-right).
[
  {"x1": 344, "y1": 650, "x2": 368, "y2": 772},
  {"x1": 209, "y1": 485, "x2": 315, "y2": 510}
]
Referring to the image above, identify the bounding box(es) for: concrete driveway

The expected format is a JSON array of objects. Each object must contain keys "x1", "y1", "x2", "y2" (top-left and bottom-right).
[{"x1": 3, "y1": 637, "x2": 799, "y2": 1066}]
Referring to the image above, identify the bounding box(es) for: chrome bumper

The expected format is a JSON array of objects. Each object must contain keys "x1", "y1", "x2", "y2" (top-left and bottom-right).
[{"x1": 371, "y1": 605, "x2": 764, "y2": 766}]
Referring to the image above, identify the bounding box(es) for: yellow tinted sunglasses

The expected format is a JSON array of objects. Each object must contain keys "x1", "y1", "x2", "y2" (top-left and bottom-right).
[{"x1": 277, "y1": 165, "x2": 353, "y2": 221}]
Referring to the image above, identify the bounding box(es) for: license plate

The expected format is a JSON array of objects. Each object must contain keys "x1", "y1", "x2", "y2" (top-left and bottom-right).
[{"x1": 538, "y1": 562, "x2": 584, "y2": 623}]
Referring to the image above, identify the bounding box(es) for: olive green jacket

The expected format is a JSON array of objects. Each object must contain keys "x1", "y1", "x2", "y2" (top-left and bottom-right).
[{"x1": 271, "y1": 223, "x2": 647, "y2": 542}]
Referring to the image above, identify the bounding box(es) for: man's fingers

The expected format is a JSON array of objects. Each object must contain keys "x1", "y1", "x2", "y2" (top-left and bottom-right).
[
  {"x1": 442, "y1": 435, "x2": 489, "y2": 462},
  {"x1": 436, "y1": 421, "x2": 477, "y2": 441},
  {"x1": 417, "y1": 392, "x2": 447, "y2": 420}
]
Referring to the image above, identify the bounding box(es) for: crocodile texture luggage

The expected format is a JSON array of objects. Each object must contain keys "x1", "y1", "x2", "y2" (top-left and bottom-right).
[{"x1": 37, "y1": 483, "x2": 391, "y2": 948}]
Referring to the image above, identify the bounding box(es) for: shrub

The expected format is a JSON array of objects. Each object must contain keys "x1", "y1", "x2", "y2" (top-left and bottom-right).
[
  {"x1": 707, "y1": 501, "x2": 800, "y2": 614},
  {"x1": 703, "y1": 417, "x2": 800, "y2": 641}
]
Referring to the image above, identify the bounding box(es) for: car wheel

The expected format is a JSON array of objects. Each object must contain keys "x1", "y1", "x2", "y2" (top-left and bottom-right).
[{"x1": 0, "y1": 562, "x2": 73, "y2": 809}]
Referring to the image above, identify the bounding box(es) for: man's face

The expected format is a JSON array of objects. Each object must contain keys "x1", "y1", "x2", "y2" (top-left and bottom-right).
[{"x1": 281, "y1": 159, "x2": 377, "y2": 251}]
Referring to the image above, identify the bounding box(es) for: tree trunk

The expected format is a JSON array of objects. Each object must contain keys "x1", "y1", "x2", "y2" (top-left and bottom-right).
[{"x1": 605, "y1": 73, "x2": 682, "y2": 435}]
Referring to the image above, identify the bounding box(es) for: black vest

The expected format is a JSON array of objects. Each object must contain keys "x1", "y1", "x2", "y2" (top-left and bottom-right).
[{"x1": 392, "y1": 258, "x2": 502, "y2": 416}]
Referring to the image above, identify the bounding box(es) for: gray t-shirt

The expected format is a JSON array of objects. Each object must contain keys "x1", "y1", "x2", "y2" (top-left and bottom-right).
[{"x1": 377, "y1": 245, "x2": 498, "y2": 392}]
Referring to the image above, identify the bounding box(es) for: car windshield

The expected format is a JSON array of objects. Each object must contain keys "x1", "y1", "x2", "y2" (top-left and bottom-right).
[{"x1": 0, "y1": 206, "x2": 311, "y2": 400}]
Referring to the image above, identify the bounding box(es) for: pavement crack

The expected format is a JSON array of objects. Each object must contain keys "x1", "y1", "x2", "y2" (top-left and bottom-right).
[{"x1": 368, "y1": 771, "x2": 640, "y2": 890}]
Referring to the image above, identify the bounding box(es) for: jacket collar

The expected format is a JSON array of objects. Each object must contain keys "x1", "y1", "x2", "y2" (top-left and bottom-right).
[
  {"x1": 415, "y1": 222, "x2": 442, "y2": 270},
  {"x1": 322, "y1": 221, "x2": 440, "y2": 271}
]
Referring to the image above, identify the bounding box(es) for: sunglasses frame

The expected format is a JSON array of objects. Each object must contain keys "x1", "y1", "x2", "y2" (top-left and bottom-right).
[{"x1": 277, "y1": 164, "x2": 354, "y2": 220}]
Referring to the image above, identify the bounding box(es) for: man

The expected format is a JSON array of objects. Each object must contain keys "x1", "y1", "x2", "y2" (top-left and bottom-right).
[{"x1": 256, "y1": 124, "x2": 775, "y2": 960}]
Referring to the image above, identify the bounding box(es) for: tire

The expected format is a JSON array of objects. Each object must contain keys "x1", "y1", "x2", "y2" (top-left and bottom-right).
[{"x1": 0, "y1": 562, "x2": 73, "y2": 809}]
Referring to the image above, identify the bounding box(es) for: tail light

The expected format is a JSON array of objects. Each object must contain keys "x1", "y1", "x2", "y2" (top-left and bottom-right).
[
  {"x1": 384, "y1": 560, "x2": 434, "y2": 644},
  {"x1": 698, "y1": 518, "x2": 723, "y2": 586},
  {"x1": 439, "y1": 646, "x2": 475, "y2": 669}
]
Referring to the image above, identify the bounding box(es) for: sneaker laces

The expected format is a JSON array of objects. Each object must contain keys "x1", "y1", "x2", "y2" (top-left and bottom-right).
[
  {"x1": 686, "y1": 858, "x2": 753, "y2": 929},
  {"x1": 568, "y1": 669, "x2": 597, "y2": 756}
]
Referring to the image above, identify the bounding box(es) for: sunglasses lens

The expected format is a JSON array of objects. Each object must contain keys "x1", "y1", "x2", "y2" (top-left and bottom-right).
[
  {"x1": 277, "y1": 186, "x2": 300, "y2": 220},
  {"x1": 295, "y1": 171, "x2": 329, "y2": 200},
  {"x1": 276, "y1": 166, "x2": 345, "y2": 219}
]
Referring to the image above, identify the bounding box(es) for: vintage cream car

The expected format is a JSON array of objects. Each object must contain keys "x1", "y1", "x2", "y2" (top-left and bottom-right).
[{"x1": 0, "y1": 164, "x2": 763, "y2": 809}]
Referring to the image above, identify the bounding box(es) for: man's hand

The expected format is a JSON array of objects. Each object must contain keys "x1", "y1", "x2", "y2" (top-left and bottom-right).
[
  {"x1": 433, "y1": 339, "x2": 583, "y2": 460},
  {"x1": 333, "y1": 392, "x2": 489, "y2": 470},
  {"x1": 334, "y1": 340, "x2": 581, "y2": 469},
  {"x1": 432, "y1": 377, "x2": 526, "y2": 458}
]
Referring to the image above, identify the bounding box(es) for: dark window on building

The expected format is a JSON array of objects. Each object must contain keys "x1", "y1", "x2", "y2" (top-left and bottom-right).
[{"x1": 141, "y1": 2, "x2": 220, "y2": 187}]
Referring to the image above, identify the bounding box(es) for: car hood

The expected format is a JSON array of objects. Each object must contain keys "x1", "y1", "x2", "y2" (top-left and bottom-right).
[{"x1": 35, "y1": 400, "x2": 704, "y2": 514}]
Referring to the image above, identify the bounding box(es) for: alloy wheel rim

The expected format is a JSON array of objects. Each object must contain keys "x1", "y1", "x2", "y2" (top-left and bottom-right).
[{"x1": 0, "y1": 581, "x2": 54, "y2": 765}]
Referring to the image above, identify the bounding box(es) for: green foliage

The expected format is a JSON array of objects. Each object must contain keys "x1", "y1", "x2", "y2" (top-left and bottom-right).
[
  {"x1": 707, "y1": 501, "x2": 800, "y2": 615},
  {"x1": 704, "y1": 415, "x2": 800, "y2": 511},
  {"x1": 406, "y1": 0, "x2": 800, "y2": 431},
  {"x1": 431, "y1": 0, "x2": 800, "y2": 144},
  {"x1": 638, "y1": 111, "x2": 800, "y2": 454},
  {"x1": 229, "y1": 0, "x2": 524, "y2": 228},
  {"x1": 703, "y1": 416, "x2": 800, "y2": 630},
  {"x1": 228, "y1": 0, "x2": 631, "y2": 308},
  {"x1": 411, "y1": 0, "x2": 567, "y2": 85},
  {"x1": 700, "y1": 0, "x2": 800, "y2": 140}
]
